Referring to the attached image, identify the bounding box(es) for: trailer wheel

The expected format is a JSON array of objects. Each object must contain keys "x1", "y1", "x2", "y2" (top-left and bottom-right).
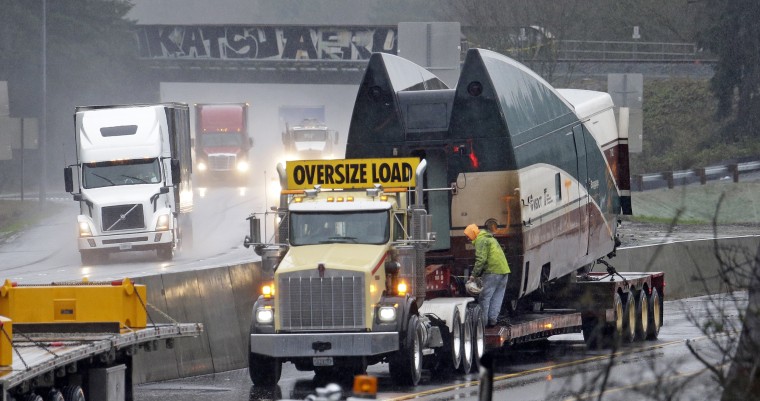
[
  {"x1": 45, "y1": 389, "x2": 64, "y2": 401},
  {"x1": 61, "y1": 385, "x2": 85, "y2": 401},
  {"x1": 646, "y1": 287, "x2": 662, "y2": 340},
  {"x1": 468, "y1": 304, "x2": 485, "y2": 373},
  {"x1": 438, "y1": 308, "x2": 463, "y2": 372},
  {"x1": 389, "y1": 314, "x2": 423, "y2": 386},
  {"x1": 20, "y1": 393, "x2": 42, "y2": 401},
  {"x1": 581, "y1": 315, "x2": 603, "y2": 349},
  {"x1": 458, "y1": 307, "x2": 474, "y2": 373},
  {"x1": 634, "y1": 290, "x2": 649, "y2": 341},
  {"x1": 621, "y1": 292, "x2": 636, "y2": 344},
  {"x1": 248, "y1": 352, "x2": 282, "y2": 386}
]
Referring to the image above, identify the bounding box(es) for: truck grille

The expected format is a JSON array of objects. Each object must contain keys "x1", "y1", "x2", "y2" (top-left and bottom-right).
[
  {"x1": 101, "y1": 204, "x2": 145, "y2": 231},
  {"x1": 208, "y1": 154, "x2": 236, "y2": 171},
  {"x1": 278, "y1": 270, "x2": 365, "y2": 331}
]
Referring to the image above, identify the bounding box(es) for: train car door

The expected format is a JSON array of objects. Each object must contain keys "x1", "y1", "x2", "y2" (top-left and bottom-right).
[{"x1": 572, "y1": 125, "x2": 590, "y2": 256}]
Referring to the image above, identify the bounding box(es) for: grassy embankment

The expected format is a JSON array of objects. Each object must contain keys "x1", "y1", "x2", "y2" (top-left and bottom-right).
[
  {"x1": 0, "y1": 200, "x2": 64, "y2": 238},
  {"x1": 630, "y1": 180, "x2": 760, "y2": 225}
]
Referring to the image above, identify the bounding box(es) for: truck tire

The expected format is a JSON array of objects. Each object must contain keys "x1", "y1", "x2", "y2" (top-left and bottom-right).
[
  {"x1": 621, "y1": 292, "x2": 636, "y2": 344},
  {"x1": 646, "y1": 287, "x2": 662, "y2": 340},
  {"x1": 61, "y1": 385, "x2": 85, "y2": 401},
  {"x1": 179, "y1": 215, "x2": 194, "y2": 250},
  {"x1": 248, "y1": 352, "x2": 282, "y2": 386},
  {"x1": 21, "y1": 394, "x2": 42, "y2": 401},
  {"x1": 157, "y1": 244, "x2": 173, "y2": 261},
  {"x1": 634, "y1": 290, "x2": 649, "y2": 341},
  {"x1": 80, "y1": 250, "x2": 97, "y2": 265},
  {"x1": 438, "y1": 309, "x2": 462, "y2": 372},
  {"x1": 45, "y1": 389, "x2": 64, "y2": 401},
  {"x1": 468, "y1": 304, "x2": 485, "y2": 373},
  {"x1": 458, "y1": 307, "x2": 474, "y2": 373},
  {"x1": 389, "y1": 314, "x2": 423, "y2": 386}
]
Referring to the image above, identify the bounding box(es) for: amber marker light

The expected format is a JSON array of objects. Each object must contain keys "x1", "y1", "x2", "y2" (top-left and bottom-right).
[
  {"x1": 397, "y1": 281, "x2": 408, "y2": 296},
  {"x1": 353, "y1": 375, "x2": 378, "y2": 398},
  {"x1": 262, "y1": 282, "x2": 275, "y2": 298}
]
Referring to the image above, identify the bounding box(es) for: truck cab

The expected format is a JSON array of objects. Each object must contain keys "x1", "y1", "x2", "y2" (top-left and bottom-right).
[
  {"x1": 245, "y1": 158, "x2": 482, "y2": 387},
  {"x1": 194, "y1": 103, "x2": 252, "y2": 185},
  {"x1": 282, "y1": 118, "x2": 339, "y2": 160},
  {"x1": 64, "y1": 103, "x2": 193, "y2": 264}
]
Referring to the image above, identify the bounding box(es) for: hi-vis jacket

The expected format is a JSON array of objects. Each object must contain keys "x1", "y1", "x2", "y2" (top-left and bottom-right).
[{"x1": 471, "y1": 231, "x2": 511, "y2": 277}]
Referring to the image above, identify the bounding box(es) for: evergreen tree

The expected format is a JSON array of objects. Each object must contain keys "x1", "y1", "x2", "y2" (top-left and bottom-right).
[
  {"x1": 0, "y1": 0, "x2": 155, "y2": 188},
  {"x1": 697, "y1": 0, "x2": 760, "y2": 141}
]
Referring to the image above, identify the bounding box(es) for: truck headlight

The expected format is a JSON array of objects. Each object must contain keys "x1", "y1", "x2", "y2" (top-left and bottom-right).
[
  {"x1": 256, "y1": 307, "x2": 274, "y2": 324},
  {"x1": 156, "y1": 214, "x2": 170, "y2": 231},
  {"x1": 79, "y1": 221, "x2": 93, "y2": 237},
  {"x1": 236, "y1": 160, "x2": 249, "y2": 172},
  {"x1": 378, "y1": 306, "x2": 397, "y2": 322},
  {"x1": 197, "y1": 162, "x2": 207, "y2": 172}
]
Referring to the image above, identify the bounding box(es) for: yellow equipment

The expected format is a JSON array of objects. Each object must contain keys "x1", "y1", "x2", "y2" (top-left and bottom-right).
[{"x1": 0, "y1": 278, "x2": 147, "y2": 329}]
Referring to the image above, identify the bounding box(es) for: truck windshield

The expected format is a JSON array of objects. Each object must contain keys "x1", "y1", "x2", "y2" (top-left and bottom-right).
[
  {"x1": 82, "y1": 158, "x2": 161, "y2": 189},
  {"x1": 293, "y1": 130, "x2": 327, "y2": 142},
  {"x1": 200, "y1": 134, "x2": 242, "y2": 148},
  {"x1": 290, "y1": 210, "x2": 390, "y2": 245}
]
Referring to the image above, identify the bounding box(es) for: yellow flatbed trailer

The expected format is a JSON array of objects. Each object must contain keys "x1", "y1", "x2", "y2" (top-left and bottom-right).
[{"x1": 0, "y1": 279, "x2": 202, "y2": 401}]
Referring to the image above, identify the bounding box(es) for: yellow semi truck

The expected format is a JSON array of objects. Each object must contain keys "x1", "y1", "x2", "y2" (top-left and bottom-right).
[{"x1": 244, "y1": 157, "x2": 482, "y2": 386}]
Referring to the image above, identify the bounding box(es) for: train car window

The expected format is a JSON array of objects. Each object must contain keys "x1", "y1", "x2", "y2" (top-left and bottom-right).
[{"x1": 555, "y1": 173, "x2": 562, "y2": 201}]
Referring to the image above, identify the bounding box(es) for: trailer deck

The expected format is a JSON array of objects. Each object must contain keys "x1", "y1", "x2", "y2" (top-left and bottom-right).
[{"x1": 0, "y1": 323, "x2": 201, "y2": 394}]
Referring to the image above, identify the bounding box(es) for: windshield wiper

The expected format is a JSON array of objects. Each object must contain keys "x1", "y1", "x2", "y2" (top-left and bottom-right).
[
  {"x1": 92, "y1": 173, "x2": 115, "y2": 186},
  {"x1": 121, "y1": 175, "x2": 149, "y2": 184}
]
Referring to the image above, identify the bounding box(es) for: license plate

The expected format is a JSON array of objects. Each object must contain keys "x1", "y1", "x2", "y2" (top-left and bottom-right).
[
  {"x1": 119, "y1": 243, "x2": 132, "y2": 251},
  {"x1": 313, "y1": 356, "x2": 333, "y2": 367}
]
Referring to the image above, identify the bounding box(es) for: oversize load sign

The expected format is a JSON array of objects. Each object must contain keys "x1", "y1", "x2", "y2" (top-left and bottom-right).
[{"x1": 287, "y1": 158, "x2": 419, "y2": 190}]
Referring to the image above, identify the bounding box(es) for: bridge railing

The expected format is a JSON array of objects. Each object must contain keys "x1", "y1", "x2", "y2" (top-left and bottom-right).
[{"x1": 555, "y1": 40, "x2": 716, "y2": 63}]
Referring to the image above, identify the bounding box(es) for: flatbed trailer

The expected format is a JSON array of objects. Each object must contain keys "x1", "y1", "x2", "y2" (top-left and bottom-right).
[
  {"x1": 1, "y1": 323, "x2": 201, "y2": 401},
  {"x1": 485, "y1": 271, "x2": 665, "y2": 350},
  {"x1": 0, "y1": 278, "x2": 202, "y2": 401}
]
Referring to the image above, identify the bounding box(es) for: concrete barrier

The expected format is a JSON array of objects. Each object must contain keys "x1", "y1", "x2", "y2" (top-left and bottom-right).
[
  {"x1": 615, "y1": 236, "x2": 760, "y2": 299},
  {"x1": 131, "y1": 236, "x2": 759, "y2": 384}
]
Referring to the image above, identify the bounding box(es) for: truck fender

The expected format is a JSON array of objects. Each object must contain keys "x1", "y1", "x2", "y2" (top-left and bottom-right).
[
  {"x1": 418, "y1": 297, "x2": 475, "y2": 335},
  {"x1": 396, "y1": 296, "x2": 419, "y2": 334}
]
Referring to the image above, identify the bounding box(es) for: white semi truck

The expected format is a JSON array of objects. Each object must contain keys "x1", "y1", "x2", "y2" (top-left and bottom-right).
[{"x1": 64, "y1": 103, "x2": 194, "y2": 264}]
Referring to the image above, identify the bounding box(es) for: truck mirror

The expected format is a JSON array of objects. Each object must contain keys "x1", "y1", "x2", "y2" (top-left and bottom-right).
[
  {"x1": 64, "y1": 167, "x2": 74, "y2": 193},
  {"x1": 160, "y1": 186, "x2": 170, "y2": 194},
  {"x1": 73, "y1": 193, "x2": 82, "y2": 202},
  {"x1": 171, "y1": 159, "x2": 180, "y2": 184}
]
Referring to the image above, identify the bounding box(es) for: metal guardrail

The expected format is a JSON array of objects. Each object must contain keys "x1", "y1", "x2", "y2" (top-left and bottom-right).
[
  {"x1": 556, "y1": 40, "x2": 716, "y2": 63},
  {"x1": 633, "y1": 161, "x2": 760, "y2": 191}
]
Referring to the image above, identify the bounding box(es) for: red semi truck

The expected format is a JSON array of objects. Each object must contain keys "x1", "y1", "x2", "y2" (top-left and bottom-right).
[{"x1": 194, "y1": 103, "x2": 253, "y2": 185}]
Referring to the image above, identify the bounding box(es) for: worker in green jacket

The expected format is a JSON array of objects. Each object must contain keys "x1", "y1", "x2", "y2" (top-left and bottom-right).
[{"x1": 464, "y1": 223, "x2": 511, "y2": 327}]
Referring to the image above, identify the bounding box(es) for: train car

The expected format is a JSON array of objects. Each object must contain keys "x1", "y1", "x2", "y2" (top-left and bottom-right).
[{"x1": 346, "y1": 48, "x2": 632, "y2": 307}]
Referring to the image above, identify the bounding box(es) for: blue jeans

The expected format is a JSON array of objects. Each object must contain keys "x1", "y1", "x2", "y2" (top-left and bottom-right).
[{"x1": 478, "y1": 273, "x2": 509, "y2": 325}]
